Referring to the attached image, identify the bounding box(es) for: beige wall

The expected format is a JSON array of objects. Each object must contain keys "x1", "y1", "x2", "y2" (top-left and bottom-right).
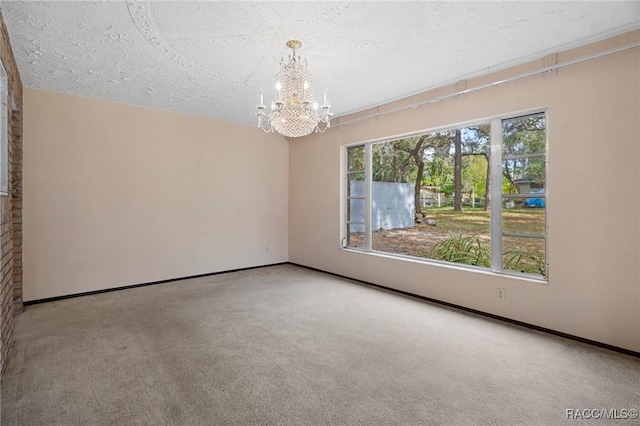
[
  {"x1": 290, "y1": 33, "x2": 640, "y2": 352},
  {"x1": 23, "y1": 89, "x2": 288, "y2": 301}
]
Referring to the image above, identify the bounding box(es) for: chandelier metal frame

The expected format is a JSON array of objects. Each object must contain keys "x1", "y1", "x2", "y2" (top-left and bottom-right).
[{"x1": 257, "y1": 40, "x2": 332, "y2": 138}]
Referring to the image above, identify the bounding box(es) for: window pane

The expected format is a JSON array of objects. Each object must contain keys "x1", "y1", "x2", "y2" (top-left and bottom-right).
[
  {"x1": 347, "y1": 147, "x2": 366, "y2": 250},
  {"x1": 368, "y1": 127, "x2": 492, "y2": 268},
  {"x1": 502, "y1": 197, "x2": 545, "y2": 235},
  {"x1": 347, "y1": 198, "x2": 365, "y2": 224},
  {"x1": 503, "y1": 157, "x2": 546, "y2": 194},
  {"x1": 347, "y1": 224, "x2": 364, "y2": 249},
  {"x1": 347, "y1": 173, "x2": 365, "y2": 198},
  {"x1": 502, "y1": 114, "x2": 546, "y2": 156},
  {"x1": 347, "y1": 146, "x2": 365, "y2": 172},
  {"x1": 501, "y1": 113, "x2": 546, "y2": 278},
  {"x1": 503, "y1": 236, "x2": 546, "y2": 277}
]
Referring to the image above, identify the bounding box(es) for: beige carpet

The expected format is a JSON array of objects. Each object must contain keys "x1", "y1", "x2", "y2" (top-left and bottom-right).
[{"x1": 1, "y1": 264, "x2": 639, "y2": 425}]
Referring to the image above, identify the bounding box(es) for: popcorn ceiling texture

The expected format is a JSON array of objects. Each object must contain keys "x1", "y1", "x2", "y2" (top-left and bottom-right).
[
  {"x1": 2, "y1": 1, "x2": 639, "y2": 126},
  {"x1": 0, "y1": 10, "x2": 22, "y2": 375}
]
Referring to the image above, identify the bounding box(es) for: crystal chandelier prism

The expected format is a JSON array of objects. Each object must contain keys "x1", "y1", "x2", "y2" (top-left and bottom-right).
[{"x1": 257, "y1": 40, "x2": 332, "y2": 138}]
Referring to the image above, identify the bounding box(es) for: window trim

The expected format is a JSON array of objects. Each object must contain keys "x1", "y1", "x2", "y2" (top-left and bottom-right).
[{"x1": 341, "y1": 107, "x2": 548, "y2": 283}]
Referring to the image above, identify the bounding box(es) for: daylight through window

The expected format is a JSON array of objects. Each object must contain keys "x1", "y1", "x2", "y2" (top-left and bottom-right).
[{"x1": 344, "y1": 112, "x2": 547, "y2": 280}]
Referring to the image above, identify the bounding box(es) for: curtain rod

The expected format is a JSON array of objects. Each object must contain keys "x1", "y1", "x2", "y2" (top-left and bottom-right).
[{"x1": 333, "y1": 41, "x2": 640, "y2": 128}]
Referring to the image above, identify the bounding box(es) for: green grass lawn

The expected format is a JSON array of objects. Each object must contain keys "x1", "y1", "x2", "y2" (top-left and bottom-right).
[{"x1": 426, "y1": 207, "x2": 545, "y2": 235}]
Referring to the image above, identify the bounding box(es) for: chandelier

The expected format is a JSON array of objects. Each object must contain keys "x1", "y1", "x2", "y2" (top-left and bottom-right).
[{"x1": 257, "y1": 40, "x2": 332, "y2": 138}]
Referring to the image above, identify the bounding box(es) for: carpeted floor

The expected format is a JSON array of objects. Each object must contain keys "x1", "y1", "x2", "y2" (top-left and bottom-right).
[{"x1": 1, "y1": 264, "x2": 639, "y2": 425}]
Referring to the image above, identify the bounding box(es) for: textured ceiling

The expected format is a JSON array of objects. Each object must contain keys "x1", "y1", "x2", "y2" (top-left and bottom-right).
[{"x1": 3, "y1": 1, "x2": 640, "y2": 126}]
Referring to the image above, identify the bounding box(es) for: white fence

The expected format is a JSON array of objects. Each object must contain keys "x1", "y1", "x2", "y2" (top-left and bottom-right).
[{"x1": 350, "y1": 181, "x2": 414, "y2": 232}]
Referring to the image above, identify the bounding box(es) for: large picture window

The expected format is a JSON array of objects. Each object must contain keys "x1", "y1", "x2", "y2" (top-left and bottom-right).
[{"x1": 344, "y1": 112, "x2": 547, "y2": 280}]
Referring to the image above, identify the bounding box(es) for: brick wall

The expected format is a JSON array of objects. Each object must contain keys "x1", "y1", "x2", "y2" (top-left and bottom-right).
[{"x1": 0, "y1": 11, "x2": 23, "y2": 374}]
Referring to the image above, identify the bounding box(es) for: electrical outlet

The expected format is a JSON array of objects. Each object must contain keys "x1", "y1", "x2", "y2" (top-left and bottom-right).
[{"x1": 497, "y1": 288, "x2": 505, "y2": 301}]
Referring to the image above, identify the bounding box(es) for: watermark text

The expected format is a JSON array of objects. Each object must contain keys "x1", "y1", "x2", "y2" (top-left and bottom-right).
[{"x1": 566, "y1": 408, "x2": 638, "y2": 420}]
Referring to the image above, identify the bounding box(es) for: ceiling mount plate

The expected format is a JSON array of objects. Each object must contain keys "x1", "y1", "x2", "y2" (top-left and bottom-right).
[{"x1": 286, "y1": 40, "x2": 302, "y2": 50}]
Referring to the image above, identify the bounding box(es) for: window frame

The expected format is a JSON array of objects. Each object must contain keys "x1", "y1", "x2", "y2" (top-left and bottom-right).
[{"x1": 341, "y1": 108, "x2": 548, "y2": 282}]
